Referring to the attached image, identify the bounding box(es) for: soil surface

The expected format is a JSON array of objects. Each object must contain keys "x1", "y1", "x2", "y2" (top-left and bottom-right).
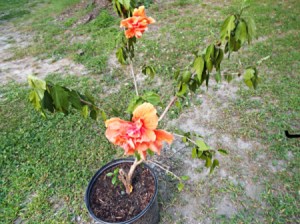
[
  {"x1": 0, "y1": 21, "x2": 88, "y2": 84},
  {"x1": 90, "y1": 163, "x2": 155, "y2": 222}
]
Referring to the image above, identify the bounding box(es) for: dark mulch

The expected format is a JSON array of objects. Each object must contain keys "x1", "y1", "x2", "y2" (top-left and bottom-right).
[{"x1": 90, "y1": 163, "x2": 155, "y2": 222}]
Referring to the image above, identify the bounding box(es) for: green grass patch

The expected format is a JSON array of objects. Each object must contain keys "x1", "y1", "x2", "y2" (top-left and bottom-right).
[
  {"x1": 0, "y1": 79, "x2": 119, "y2": 222},
  {"x1": 11, "y1": 2, "x2": 119, "y2": 74}
]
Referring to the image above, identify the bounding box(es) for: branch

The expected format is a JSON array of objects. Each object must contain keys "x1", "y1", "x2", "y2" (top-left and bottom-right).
[
  {"x1": 79, "y1": 98, "x2": 102, "y2": 111},
  {"x1": 158, "y1": 96, "x2": 178, "y2": 122},
  {"x1": 172, "y1": 133, "x2": 198, "y2": 146},
  {"x1": 129, "y1": 60, "x2": 139, "y2": 96},
  {"x1": 128, "y1": 157, "x2": 144, "y2": 182},
  {"x1": 118, "y1": 158, "x2": 144, "y2": 194},
  {"x1": 147, "y1": 159, "x2": 181, "y2": 181}
]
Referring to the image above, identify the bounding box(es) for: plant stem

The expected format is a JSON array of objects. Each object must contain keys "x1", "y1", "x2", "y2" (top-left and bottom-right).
[
  {"x1": 129, "y1": 60, "x2": 139, "y2": 96},
  {"x1": 147, "y1": 160, "x2": 181, "y2": 181},
  {"x1": 118, "y1": 158, "x2": 144, "y2": 194},
  {"x1": 173, "y1": 133, "x2": 198, "y2": 146},
  {"x1": 128, "y1": 158, "x2": 143, "y2": 184},
  {"x1": 158, "y1": 96, "x2": 178, "y2": 122},
  {"x1": 79, "y1": 98, "x2": 102, "y2": 111}
]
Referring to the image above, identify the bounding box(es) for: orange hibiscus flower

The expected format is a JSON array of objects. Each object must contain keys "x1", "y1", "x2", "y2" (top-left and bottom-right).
[
  {"x1": 105, "y1": 103, "x2": 173, "y2": 160},
  {"x1": 120, "y1": 6, "x2": 155, "y2": 39}
]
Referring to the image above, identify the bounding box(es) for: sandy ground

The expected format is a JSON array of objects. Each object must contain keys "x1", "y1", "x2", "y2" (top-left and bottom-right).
[{"x1": 0, "y1": 21, "x2": 88, "y2": 84}]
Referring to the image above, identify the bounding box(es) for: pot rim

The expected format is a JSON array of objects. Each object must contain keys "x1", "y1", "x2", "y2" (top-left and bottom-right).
[{"x1": 85, "y1": 158, "x2": 158, "y2": 224}]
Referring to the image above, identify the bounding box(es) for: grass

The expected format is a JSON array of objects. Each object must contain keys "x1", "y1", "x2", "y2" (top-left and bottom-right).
[
  {"x1": 0, "y1": 79, "x2": 117, "y2": 223},
  {"x1": 2, "y1": 0, "x2": 119, "y2": 74},
  {"x1": 1, "y1": 0, "x2": 299, "y2": 223}
]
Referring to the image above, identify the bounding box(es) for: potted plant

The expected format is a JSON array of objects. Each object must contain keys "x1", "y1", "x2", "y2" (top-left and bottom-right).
[
  {"x1": 85, "y1": 158, "x2": 159, "y2": 223},
  {"x1": 27, "y1": 1, "x2": 259, "y2": 223}
]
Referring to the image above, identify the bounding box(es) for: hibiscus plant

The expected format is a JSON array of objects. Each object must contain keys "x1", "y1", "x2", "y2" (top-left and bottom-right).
[{"x1": 28, "y1": 1, "x2": 259, "y2": 194}]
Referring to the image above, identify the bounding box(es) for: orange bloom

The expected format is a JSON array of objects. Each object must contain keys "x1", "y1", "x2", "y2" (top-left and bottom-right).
[
  {"x1": 120, "y1": 6, "x2": 155, "y2": 39},
  {"x1": 105, "y1": 103, "x2": 173, "y2": 160}
]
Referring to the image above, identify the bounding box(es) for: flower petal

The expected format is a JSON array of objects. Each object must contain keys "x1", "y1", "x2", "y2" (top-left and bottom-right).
[
  {"x1": 132, "y1": 103, "x2": 158, "y2": 130},
  {"x1": 154, "y1": 130, "x2": 174, "y2": 144},
  {"x1": 105, "y1": 118, "x2": 132, "y2": 143},
  {"x1": 133, "y1": 6, "x2": 145, "y2": 17},
  {"x1": 141, "y1": 128, "x2": 156, "y2": 142},
  {"x1": 136, "y1": 143, "x2": 149, "y2": 160},
  {"x1": 125, "y1": 29, "x2": 136, "y2": 38}
]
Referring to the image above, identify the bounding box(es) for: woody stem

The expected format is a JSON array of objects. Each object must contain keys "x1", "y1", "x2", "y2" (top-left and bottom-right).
[
  {"x1": 119, "y1": 158, "x2": 144, "y2": 194},
  {"x1": 128, "y1": 158, "x2": 144, "y2": 184},
  {"x1": 158, "y1": 96, "x2": 178, "y2": 122},
  {"x1": 147, "y1": 160, "x2": 181, "y2": 181},
  {"x1": 172, "y1": 133, "x2": 198, "y2": 146},
  {"x1": 129, "y1": 60, "x2": 139, "y2": 97}
]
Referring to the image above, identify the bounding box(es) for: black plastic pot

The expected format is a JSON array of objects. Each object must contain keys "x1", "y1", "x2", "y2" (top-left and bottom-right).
[{"x1": 85, "y1": 158, "x2": 159, "y2": 224}]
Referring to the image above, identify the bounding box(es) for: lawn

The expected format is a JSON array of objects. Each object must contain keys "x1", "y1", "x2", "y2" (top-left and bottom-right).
[{"x1": 0, "y1": 0, "x2": 299, "y2": 223}]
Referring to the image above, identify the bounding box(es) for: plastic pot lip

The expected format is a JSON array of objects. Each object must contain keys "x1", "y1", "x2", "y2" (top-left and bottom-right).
[{"x1": 85, "y1": 158, "x2": 158, "y2": 224}]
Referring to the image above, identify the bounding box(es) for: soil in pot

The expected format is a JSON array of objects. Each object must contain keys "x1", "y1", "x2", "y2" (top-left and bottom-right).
[{"x1": 90, "y1": 163, "x2": 155, "y2": 222}]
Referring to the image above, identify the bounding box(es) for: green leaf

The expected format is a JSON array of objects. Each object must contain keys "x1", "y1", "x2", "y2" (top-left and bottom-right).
[
  {"x1": 243, "y1": 68, "x2": 254, "y2": 87},
  {"x1": 210, "y1": 159, "x2": 219, "y2": 174},
  {"x1": 29, "y1": 91, "x2": 42, "y2": 111},
  {"x1": 189, "y1": 79, "x2": 199, "y2": 92},
  {"x1": 142, "y1": 92, "x2": 161, "y2": 106},
  {"x1": 122, "y1": 0, "x2": 130, "y2": 9},
  {"x1": 112, "y1": 176, "x2": 117, "y2": 185},
  {"x1": 196, "y1": 140, "x2": 209, "y2": 151},
  {"x1": 215, "y1": 70, "x2": 221, "y2": 83},
  {"x1": 147, "y1": 149, "x2": 155, "y2": 156},
  {"x1": 182, "y1": 71, "x2": 192, "y2": 83},
  {"x1": 192, "y1": 147, "x2": 197, "y2": 158},
  {"x1": 116, "y1": 47, "x2": 126, "y2": 65},
  {"x1": 193, "y1": 56, "x2": 204, "y2": 80},
  {"x1": 224, "y1": 74, "x2": 234, "y2": 83},
  {"x1": 69, "y1": 90, "x2": 83, "y2": 110},
  {"x1": 205, "y1": 157, "x2": 212, "y2": 168},
  {"x1": 106, "y1": 172, "x2": 114, "y2": 177},
  {"x1": 235, "y1": 20, "x2": 248, "y2": 44},
  {"x1": 101, "y1": 111, "x2": 107, "y2": 121},
  {"x1": 177, "y1": 182, "x2": 184, "y2": 191},
  {"x1": 176, "y1": 82, "x2": 188, "y2": 97},
  {"x1": 218, "y1": 149, "x2": 229, "y2": 155},
  {"x1": 205, "y1": 72, "x2": 210, "y2": 89},
  {"x1": 174, "y1": 70, "x2": 180, "y2": 80},
  {"x1": 205, "y1": 44, "x2": 215, "y2": 72},
  {"x1": 182, "y1": 136, "x2": 187, "y2": 143},
  {"x1": 81, "y1": 105, "x2": 89, "y2": 118},
  {"x1": 220, "y1": 15, "x2": 236, "y2": 43},
  {"x1": 90, "y1": 108, "x2": 98, "y2": 120},
  {"x1": 215, "y1": 49, "x2": 224, "y2": 70},
  {"x1": 50, "y1": 85, "x2": 69, "y2": 113},
  {"x1": 243, "y1": 67, "x2": 259, "y2": 89},
  {"x1": 181, "y1": 176, "x2": 190, "y2": 181},
  {"x1": 197, "y1": 149, "x2": 203, "y2": 158},
  {"x1": 229, "y1": 38, "x2": 242, "y2": 52},
  {"x1": 213, "y1": 47, "x2": 220, "y2": 60},
  {"x1": 142, "y1": 65, "x2": 156, "y2": 79},
  {"x1": 114, "y1": 168, "x2": 120, "y2": 174},
  {"x1": 84, "y1": 91, "x2": 95, "y2": 104},
  {"x1": 42, "y1": 90, "x2": 54, "y2": 112},
  {"x1": 28, "y1": 76, "x2": 47, "y2": 115},
  {"x1": 134, "y1": 151, "x2": 141, "y2": 161},
  {"x1": 245, "y1": 17, "x2": 256, "y2": 43},
  {"x1": 126, "y1": 96, "x2": 143, "y2": 114},
  {"x1": 28, "y1": 75, "x2": 46, "y2": 99},
  {"x1": 175, "y1": 100, "x2": 182, "y2": 109}
]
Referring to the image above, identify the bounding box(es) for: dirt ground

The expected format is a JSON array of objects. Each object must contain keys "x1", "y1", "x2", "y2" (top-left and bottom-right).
[{"x1": 0, "y1": 21, "x2": 88, "y2": 84}]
